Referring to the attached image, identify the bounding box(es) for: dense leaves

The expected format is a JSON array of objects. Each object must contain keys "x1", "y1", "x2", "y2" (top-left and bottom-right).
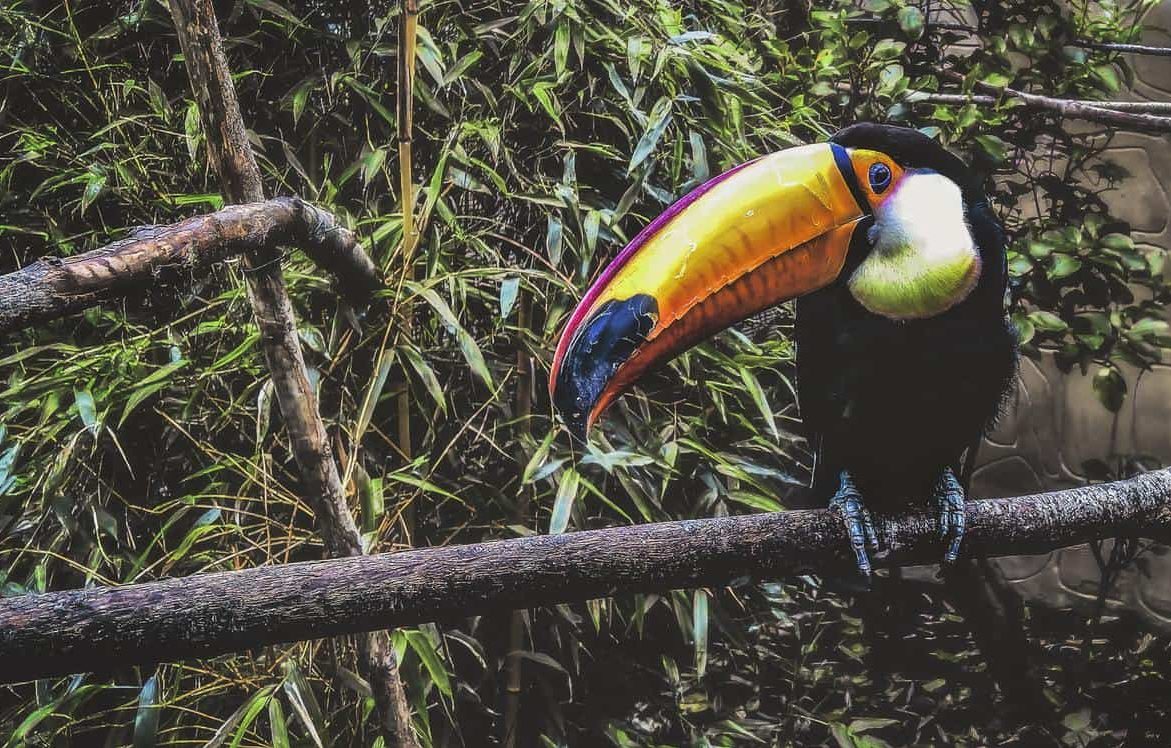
[{"x1": 1, "y1": 0, "x2": 1168, "y2": 745}]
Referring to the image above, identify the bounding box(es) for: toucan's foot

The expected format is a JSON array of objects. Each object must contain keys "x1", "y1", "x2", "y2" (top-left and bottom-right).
[
  {"x1": 934, "y1": 467, "x2": 966, "y2": 564},
  {"x1": 828, "y1": 469, "x2": 880, "y2": 580}
]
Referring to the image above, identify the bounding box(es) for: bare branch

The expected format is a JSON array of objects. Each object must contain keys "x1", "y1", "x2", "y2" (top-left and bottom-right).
[
  {"x1": 939, "y1": 71, "x2": 1171, "y2": 133},
  {"x1": 0, "y1": 469, "x2": 1168, "y2": 684},
  {"x1": 1075, "y1": 41, "x2": 1171, "y2": 58},
  {"x1": 847, "y1": 17, "x2": 1171, "y2": 58},
  {"x1": 905, "y1": 90, "x2": 1171, "y2": 115},
  {"x1": 0, "y1": 198, "x2": 382, "y2": 335}
]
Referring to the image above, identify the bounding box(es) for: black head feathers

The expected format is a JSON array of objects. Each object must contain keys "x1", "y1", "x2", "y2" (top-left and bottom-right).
[{"x1": 831, "y1": 123, "x2": 982, "y2": 198}]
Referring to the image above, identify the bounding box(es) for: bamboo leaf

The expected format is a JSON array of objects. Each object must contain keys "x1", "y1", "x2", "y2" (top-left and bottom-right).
[
  {"x1": 500, "y1": 277, "x2": 520, "y2": 319},
  {"x1": 184, "y1": 101, "x2": 202, "y2": 161},
  {"x1": 546, "y1": 215, "x2": 564, "y2": 265},
  {"x1": 738, "y1": 369, "x2": 779, "y2": 440},
  {"x1": 554, "y1": 20, "x2": 570, "y2": 76},
  {"x1": 268, "y1": 699, "x2": 289, "y2": 748},
  {"x1": 693, "y1": 590, "x2": 709, "y2": 677},
  {"x1": 355, "y1": 350, "x2": 394, "y2": 446},
  {"x1": 75, "y1": 389, "x2": 99, "y2": 435},
  {"x1": 281, "y1": 663, "x2": 324, "y2": 748},
  {"x1": 408, "y1": 282, "x2": 494, "y2": 390},
  {"x1": 132, "y1": 674, "x2": 161, "y2": 748},
  {"x1": 549, "y1": 468, "x2": 580, "y2": 534},
  {"x1": 227, "y1": 686, "x2": 275, "y2": 748},
  {"x1": 406, "y1": 629, "x2": 452, "y2": 697},
  {"x1": 628, "y1": 97, "x2": 673, "y2": 174},
  {"x1": 256, "y1": 377, "x2": 276, "y2": 447},
  {"x1": 399, "y1": 345, "x2": 447, "y2": 414}
]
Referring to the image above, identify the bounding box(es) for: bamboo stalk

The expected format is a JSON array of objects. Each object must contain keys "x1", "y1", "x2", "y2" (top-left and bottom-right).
[
  {"x1": 2, "y1": 468, "x2": 1169, "y2": 684},
  {"x1": 166, "y1": 3, "x2": 416, "y2": 745},
  {"x1": 503, "y1": 293, "x2": 532, "y2": 747},
  {"x1": 395, "y1": 0, "x2": 421, "y2": 538},
  {"x1": 396, "y1": 0, "x2": 419, "y2": 274}
]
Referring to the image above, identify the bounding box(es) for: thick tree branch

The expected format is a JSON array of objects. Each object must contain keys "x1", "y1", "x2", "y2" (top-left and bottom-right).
[
  {"x1": 168, "y1": 1, "x2": 416, "y2": 744},
  {"x1": 0, "y1": 198, "x2": 382, "y2": 335},
  {"x1": 0, "y1": 469, "x2": 1168, "y2": 684}
]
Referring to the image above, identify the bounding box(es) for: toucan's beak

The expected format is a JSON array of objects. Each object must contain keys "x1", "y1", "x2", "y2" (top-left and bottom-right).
[{"x1": 549, "y1": 142, "x2": 873, "y2": 436}]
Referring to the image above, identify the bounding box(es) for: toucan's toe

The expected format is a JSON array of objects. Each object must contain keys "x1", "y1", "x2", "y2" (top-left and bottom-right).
[
  {"x1": 828, "y1": 469, "x2": 879, "y2": 581},
  {"x1": 934, "y1": 468, "x2": 966, "y2": 564}
]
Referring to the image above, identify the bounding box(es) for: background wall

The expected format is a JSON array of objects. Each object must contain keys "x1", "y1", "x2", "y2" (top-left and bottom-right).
[{"x1": 972, "y1": 3, "x2": 1171, "y2": 628}]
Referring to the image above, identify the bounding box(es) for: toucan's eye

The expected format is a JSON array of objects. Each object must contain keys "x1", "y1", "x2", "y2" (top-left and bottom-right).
[{"x1": 868, "y1": 162, "x2": 892, "y2": 193}]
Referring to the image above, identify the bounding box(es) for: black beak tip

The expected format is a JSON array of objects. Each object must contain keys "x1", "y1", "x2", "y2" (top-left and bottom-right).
[
  {"x1": 551, "y1": 381, "x2": 592, "y2": 442},
  {"x1": 550, "y1": 294, "x2": 660, "y2": 443}
]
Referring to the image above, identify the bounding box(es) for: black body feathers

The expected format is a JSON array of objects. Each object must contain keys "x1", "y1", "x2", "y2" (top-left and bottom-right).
[{"x1": 795, "y1": 125, "x2": 1018, "y2": 506}]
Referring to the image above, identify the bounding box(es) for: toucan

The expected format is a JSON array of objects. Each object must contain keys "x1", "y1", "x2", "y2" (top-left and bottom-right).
[{"x1": 548, "y1": 123, "x2": 1017, "y2": 577}]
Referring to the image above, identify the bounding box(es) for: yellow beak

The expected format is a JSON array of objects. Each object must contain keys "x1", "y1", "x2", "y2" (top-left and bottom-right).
[{"x1": 550, "y1": 142, "x2": 877, "y2": 436}]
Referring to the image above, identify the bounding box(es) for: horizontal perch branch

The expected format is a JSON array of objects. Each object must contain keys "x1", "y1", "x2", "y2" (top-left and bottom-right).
[
  {"x1": 0, "y1": 197, "x2": 383, "y2": 335},
  {"x1": 0, "y1": 468, "x2": 1169, "y2": 684}
]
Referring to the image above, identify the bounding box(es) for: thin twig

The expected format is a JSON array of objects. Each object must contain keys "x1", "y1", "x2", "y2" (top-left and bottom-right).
[
  {"x1": 1075, "y1": 41, "x2": 1171, "y2": 58},
  {"x1": 846, "y1": 17, "x2": 1171, "y2": 58}
]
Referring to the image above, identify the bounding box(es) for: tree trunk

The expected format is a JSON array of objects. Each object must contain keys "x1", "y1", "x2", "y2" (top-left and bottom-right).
[{"x1": 167, "y1": 2, "x2": 417, "y2": 745}]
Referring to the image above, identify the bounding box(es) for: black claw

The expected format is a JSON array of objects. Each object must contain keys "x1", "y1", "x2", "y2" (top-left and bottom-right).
[
  {"x1": 829, "y1": 470, "x2": 877, "y2": 578},
  {"x1": 862, "y1": 505, "x2": 879, "y2": 554},
  {"x1": 935, "y1": 468, "x2": 966, "y2": 564}
]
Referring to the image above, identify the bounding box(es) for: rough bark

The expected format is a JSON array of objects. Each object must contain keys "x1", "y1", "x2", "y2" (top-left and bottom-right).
[
  {"x1": 170, "y1": 0, "x2": 359, "y2": 559},
  {"x1": 0, "y1": 468, "x2": 1168, "y2": 684},
  {"x1": 0, "y1": 198, "x2": 381, "y2": 335},
  {"x1": 168, "y1": 2, "x2": 416, "y2": 745}
]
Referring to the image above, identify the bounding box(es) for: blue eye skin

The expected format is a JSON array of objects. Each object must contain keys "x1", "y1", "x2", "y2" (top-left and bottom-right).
[{"x1": 868, "y1": 162, "x2": 892, "y2": 193}]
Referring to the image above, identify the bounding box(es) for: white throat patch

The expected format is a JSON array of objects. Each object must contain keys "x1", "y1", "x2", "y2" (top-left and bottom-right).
[{"x1": 847, "y1": 171, "x2": 981, "y2": 320}]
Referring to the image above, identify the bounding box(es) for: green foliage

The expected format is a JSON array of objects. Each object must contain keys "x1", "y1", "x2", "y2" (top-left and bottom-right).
[{"x1": 0, "y1": 0, "x2": 1168, "y2": 745}]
